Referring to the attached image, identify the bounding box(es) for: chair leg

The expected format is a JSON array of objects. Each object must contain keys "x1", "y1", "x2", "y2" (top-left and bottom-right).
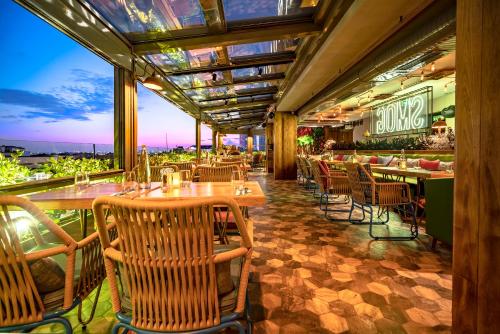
[
  {"x1": 369, "y1": 203, "x2": 418, "y2": 241},
  {"x1": 78, "y1": 281, "x2": 103, "y2": 328},
  {"x1": 431, "y1": 237, "x2": 438, "y2": 250}
]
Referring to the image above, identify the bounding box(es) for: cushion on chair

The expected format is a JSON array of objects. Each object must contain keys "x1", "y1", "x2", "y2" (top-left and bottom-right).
[
  {"x1": 420, "y1": 159, "x2": 441, "y2": 170},
  {"x1": 28, "y1": 257, "x2": 65, "y2": 294},
  {"x1": 361, "y1": 155, "x2": 371, "y2": 163},
  {"x1": 28, "y1": 243, "x2": 83, "y2": 311},
  {"x1": 335, "y1": 154, "x2": 344, "y2": 161},
  {"x1": 377, "y1": 155, "x2": 393, "y2": 166},
  {"x1": 406, "y1": 158, "x2": 419, "y2": 168},
  {"x1": 389, "y1": 158, "x2": 400, "y2": 167},
  {"x1": 343, "y1": 155, "x2": 351, "y2": 161},
  {"x1": 438, "y1": 161, "x2": 454, "y2": 171},
  {"x1": 369, "y1": 156, "x2": 378, "y2": 164},
  {"x1": 318, "y1": 161, "x2": 330, "y2": 175}
]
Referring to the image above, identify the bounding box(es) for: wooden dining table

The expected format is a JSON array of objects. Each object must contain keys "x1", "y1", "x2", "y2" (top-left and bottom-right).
[{"x1": 27, "y1": 181, "x2": 266, "y2": 210}]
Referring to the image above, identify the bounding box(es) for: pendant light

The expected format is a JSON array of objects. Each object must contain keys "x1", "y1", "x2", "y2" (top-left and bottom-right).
[{"x1": 143, "y1": 72, "x2": 163, "y2": 90}]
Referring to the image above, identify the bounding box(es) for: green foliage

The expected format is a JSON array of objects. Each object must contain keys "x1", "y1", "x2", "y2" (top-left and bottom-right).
[
  {"x1": 0, "y1": 152, "x2": 30, "y2": 186},
  {"x1": 40, "y1": 156, "x2": 111, "y2": 178},
  {"x1": 297, "y1": 135, "x2": 314, "y2": 146},
  {"x1": 149, "y1": 152, "x2": 198, "y2": 165},
  {"x1": 333, "y1": 137, "x2": 427, "y2": 151}
]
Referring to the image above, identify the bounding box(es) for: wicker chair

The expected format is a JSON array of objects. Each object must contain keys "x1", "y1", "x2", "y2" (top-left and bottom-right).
[
  {"x1": 213, "y1": 162, "x2": 248, "y2": 180},
  {"x1": 133, "y1": 165, "x2": 179, "y2": 182},
  {"x1": 297, "y1": 157, "x2": 314, "y2": 189},
  {"x1": 221, "y1": 157, "x2": 242, "y2": 163},
  {"x1": 0, "y1": 195, "x2": 115, "y2": 333},
  {"x1": 344, "y1": 163, "x2": 418, "y2": 240},
  {"x1": 310, "y1": 160, "x2": 351, "y2": 221},
  {"x1": 93, "y1": 196, "x2": 253, "y2": 334},
  {"x1": 167, "y1": 161, "x2": 195, "y2": 173},
  {"x1": 195, "y1": 165, "x2": 240, "y2": 182}
]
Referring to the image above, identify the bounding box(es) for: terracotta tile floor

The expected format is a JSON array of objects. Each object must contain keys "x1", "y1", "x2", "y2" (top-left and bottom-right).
[{"x1": 35, "y1": 173, "x2": 452, "y2": 333}]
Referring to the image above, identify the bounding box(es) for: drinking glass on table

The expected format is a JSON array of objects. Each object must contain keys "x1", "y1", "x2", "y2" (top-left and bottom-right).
[
  {"x1": 180, "y1": 170, "x2": 191, "y2": 188},
  {"x1": 122, "y1": 171, "x2": 137, "y2": 192},
  {"x1": 160, "y1": 167, "x2": 175, "y2": 192},
  {"x1": 232, "y1": 170, "x2": 245, "y2": 194},
  {"x1": 74, "y1": 171, "x2": 89, "y2": 192}
]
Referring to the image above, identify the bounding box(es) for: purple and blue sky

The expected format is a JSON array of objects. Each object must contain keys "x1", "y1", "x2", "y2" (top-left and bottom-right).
[{"x1": 0, "y1": 1, "x2": 216, "y2": 150}]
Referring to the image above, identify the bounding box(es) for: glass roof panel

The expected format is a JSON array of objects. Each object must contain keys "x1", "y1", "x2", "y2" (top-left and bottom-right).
[
  {"x1": 184, "y1": 86, "x2": 233, "y2": 101},
  {"x1": 228, "y1": 39, "x2": 299, "y2": 58},
  {"x1": 169, "y1": 71, "x2": 228, "y2": 89},
  {"x1": 233, "y1": 82, "x2": 272, "y2": 91},
  {"x1": 147, "y1": 47, "x2": 222, "y2": 71},
  {"x1": 231, "y1": 64, "x2": 289, "y2": 79},
  {"x1": 87, "y1": 0, "x2": 206, "y2": 36},
  {"x1": 222, "y1": 0, "x2": 318, "y2": 22}
]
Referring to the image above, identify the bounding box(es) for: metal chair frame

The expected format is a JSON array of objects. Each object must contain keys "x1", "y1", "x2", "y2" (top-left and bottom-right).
[{"x1": 344, "y1": 163, "x2": 418, "y2": 241}]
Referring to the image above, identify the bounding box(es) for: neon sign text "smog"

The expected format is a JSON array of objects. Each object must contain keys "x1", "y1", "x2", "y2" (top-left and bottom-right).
[{"x1": 373, "y1": 93, "x2": 428, "y2": 135}]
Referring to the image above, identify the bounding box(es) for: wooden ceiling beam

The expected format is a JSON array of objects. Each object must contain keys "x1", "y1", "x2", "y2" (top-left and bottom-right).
[
  {"x1": 195, "y1": 87, "x2": 277, "y2": 103},
  {"x1": 166, "y1": 52, "x2": 295, "y2": 76},
  {"x1": 202, "y1": 99, "x2": 274, "y2": 112},
  {"x1": 186, "y1": 72, "x2": 285, "y2": 90},
  {"x1": 133, "y1": 21, "x2": 321, "y2": 55}
]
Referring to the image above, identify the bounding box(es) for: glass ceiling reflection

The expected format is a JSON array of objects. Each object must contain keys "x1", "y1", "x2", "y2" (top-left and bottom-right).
[
  {"x1": 147, "y1": 38, "x2": 300, "y2": 72},
  {"x1": 185, "y1": 83, "x2": 275, "y2": 100},
  {"x1": 223, "y1": 0, "x2": 318, "y2": 22},
  {"x1": 228, "y1": 39, "x2": 299, "y2": 58},
  {"x1": 169, "y1": 65, "x2": 288, "y2": 89},
  {"x1": 86, "y1": 0, "x2": 206, "y2": 36}
]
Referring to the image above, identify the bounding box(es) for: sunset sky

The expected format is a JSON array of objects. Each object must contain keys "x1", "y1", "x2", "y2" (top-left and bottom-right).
[{"x1": 0, "y1": 1, "x2": 221, "y2": 151}]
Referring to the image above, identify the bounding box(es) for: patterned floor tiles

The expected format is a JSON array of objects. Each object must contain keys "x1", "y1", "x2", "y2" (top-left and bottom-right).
[
  {"x1": 247, "y1": 174, "x2": 452, "y2": 334},
  {"x1": 32, "y1": 173, "x2": 452, "y2": 333}
]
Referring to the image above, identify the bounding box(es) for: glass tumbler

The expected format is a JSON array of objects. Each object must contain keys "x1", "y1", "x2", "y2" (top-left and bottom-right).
[
  {"x1": 180, "y1": 170, "x2": 191, "y2": 188},
  {"x1": 74, "y1": 172, "x2": 89, "y2": 192},
  {"x1": 122, "y1": 171, "x2": 137, "y2": 192}
]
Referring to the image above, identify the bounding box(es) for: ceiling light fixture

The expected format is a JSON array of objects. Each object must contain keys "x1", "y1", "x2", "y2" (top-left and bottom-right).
[
  {"x1": 143, "y1": 72, "x2": 163, "y2": 90},
  {"x1": 257, "y1": 67, "x2": 263, "y2": 77},
  {"x1": 400, "y1": 80, "x2": 405, "y2": 90},
  {"x1": 431, "y1": 62, "x2": 436, "y2": 72},
  {"x1": 420, "y1": 70, "x2": 424, "y2": 81},
  {"x1": 212, "y1": 72, "x2": 217, "y2": 82}
]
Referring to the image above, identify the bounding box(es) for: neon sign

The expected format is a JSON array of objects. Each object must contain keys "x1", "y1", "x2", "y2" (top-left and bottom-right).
[{"x1": 372, "y1": 88, "x2": 431, "y2": 135}]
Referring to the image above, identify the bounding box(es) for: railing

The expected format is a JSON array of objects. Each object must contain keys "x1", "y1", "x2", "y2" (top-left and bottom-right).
[{"x1": 0, "y1": 170, "x2": 123, "y2": 195}]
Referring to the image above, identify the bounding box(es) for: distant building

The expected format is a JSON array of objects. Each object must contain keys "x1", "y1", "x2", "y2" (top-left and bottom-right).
[{"x1": 0, "y1": 145, "x2": 27, "y2": 156}]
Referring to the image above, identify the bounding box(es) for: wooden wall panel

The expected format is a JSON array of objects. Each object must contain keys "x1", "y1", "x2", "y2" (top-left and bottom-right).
[
  {"x1": 265, "y1": 124, "x2": 274, "y2": 173},
  {"x1": 274, "y1": 112, "x2": 297, "y2": 180},
  {"x1": 454, "y1": 0, "x2": 500, "y2": 332}
]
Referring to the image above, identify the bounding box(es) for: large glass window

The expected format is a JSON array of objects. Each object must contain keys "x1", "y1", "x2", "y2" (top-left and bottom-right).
[
  {"x1": 0, "y1": 1, "x2": 114, "y2": 186},
  {"x1": 137, "y1": 84, "x2": 195, "y2": 152}
]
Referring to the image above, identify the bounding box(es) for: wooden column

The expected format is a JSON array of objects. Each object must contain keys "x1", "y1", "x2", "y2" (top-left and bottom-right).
[
  {"x1": 114, "y1": 67, "x2": 137, "y2": 171},
  {"x1": 195, "y1": 118, "x2": 201, "y2": 159},
  {"x1": 273, "y1": 112, "x2": 297, "y2": 180},
  {"x1": 247, "y1": 130, "x2": 254, "y2": 154},
  {"x1": 265, "y1": 124, "x2": 274, "y2": 173},
  {"x1": 454, "y1": 0, "x2": 500, "y2": 332},
  {"x1": 217, "y1": 133, "x2": 224, "y2": 150},
  {"x1": 212, "y1": 130, "x2": 218, "y2": 153}
]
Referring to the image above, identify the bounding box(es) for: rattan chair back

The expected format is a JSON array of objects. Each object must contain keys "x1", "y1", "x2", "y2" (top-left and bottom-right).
[
  {"x1": 93, "y1": 196, "x2": 253, "y2": 332},
  {"x1": 167, "y1": 161, "x2": 194, "y2": 172},
  {"x1": 221, "y1": 157, "x2": 242, "y2": 163},
  {"x1": 310, "y1": 160, "x2": 327, "y2": 193},
  {"x1": 0, "y1": 195, "x2": 111, "y2": 328},
  {"x1": 195, "y1": 165, "x2": 240, "y2": 182},
  {"x1": 345, "y1": 163, "x2": 374, "y2": 204}
]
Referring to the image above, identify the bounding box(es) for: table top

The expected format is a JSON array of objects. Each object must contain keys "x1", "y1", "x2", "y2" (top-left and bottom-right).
[
  {"x1": 324, "y1": 160, "x2": 385, "y2": 167},
  {"x1": 27, "y1": 181, "x2": 266, "y2": 210},
  {"x1": 371, "y1": 166, "x2": 454, "y2": 179}
]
